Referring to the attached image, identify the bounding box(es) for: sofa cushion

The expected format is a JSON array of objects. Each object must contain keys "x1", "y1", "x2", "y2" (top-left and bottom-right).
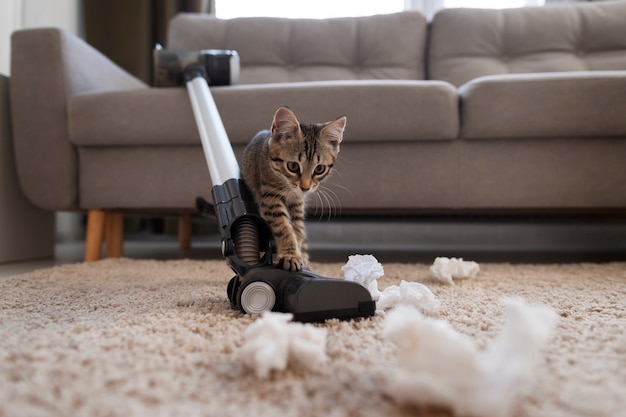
[
  {"x1": 429, "y1": 1, "x2": 626, "y2": 87},
  {"x1": 167, "y1": 12, "x2": 427, "y2": 83},
  {"x1": 69, "y1": 80, "x2": 459, "y2": 147},
  {"x1": 459, "y1": 71, "x2": 626, "y2": 139}
]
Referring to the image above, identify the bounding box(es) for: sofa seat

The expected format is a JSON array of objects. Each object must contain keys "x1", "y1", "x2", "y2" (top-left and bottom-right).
[
  {"x1": 71, "y1": 80, "x2": 459, "y2": 209},
  {"x1": 69, "y1": 80, "x2": 458, "y2": 147},
  {"x1": 460, "y1": 70, "x2": 626, "y2": 138}
]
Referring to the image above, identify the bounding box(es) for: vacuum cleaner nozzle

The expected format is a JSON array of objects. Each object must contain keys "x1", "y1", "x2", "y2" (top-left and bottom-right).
[
  {"x1": 154, "y1": 46, "x2": 240, "y2": 87},
  {"x1": 228, "y1": 266, "x2": 376, "y2": 322},
  {"x1": 206, "y1": 180, "x2": 376, "y2": 323}
]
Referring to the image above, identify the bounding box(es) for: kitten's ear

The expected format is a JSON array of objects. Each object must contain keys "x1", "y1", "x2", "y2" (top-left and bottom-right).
[
  {"x1": 321, "y1": 116, "x2": 347, "y2": 149},
  {"x1": 271, "y1": 107, "x2": 300, "y2": 142}
]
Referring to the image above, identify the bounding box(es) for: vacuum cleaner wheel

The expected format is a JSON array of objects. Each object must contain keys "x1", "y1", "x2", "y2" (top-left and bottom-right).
[{"x1": 240, "y1": 281, "x2": 276, "y2": 314}]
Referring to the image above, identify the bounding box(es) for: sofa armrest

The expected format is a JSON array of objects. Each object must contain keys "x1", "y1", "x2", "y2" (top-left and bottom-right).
[{"x1": 10, "y1": 28, "x2": 146, "y2": 210}]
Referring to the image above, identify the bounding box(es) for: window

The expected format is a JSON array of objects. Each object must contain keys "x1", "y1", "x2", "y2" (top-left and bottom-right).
[
  {"x1": 215, "y1": 0, "x2": 546, "y2": 20},
  {"x1": 215, "y1": 0, "x2": 404, "y2": 19},
  {"x1": 444, "y1": 0, "x2": 544, "y2": 7}
]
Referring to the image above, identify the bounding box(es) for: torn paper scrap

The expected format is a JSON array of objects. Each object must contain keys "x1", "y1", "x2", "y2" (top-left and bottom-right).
[
  {"x1": 377, "y1": 280, "x2": 440, "y2": 315},
  {"x1": 237, "y1": 312, "x2": 327, "y2": 378},
  {"x1": 429, "y1": 257, "x2": 480, "y2": 284},
  {"x1": 342, "y1": 254, "x2": 384, "y2": 300},
  {"x1": 383, "y1": 298, "x2": 556, "y2": 417}
]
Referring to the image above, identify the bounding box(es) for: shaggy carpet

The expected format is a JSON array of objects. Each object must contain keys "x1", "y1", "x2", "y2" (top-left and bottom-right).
[{"x1": 0, "y1": 259, "x2": 624, "y2": 417}]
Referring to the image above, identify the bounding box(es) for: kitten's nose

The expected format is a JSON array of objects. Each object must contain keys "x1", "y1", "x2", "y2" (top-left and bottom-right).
[{"x1": 300, "y1": 180, "x2": 312, "y2": 192}]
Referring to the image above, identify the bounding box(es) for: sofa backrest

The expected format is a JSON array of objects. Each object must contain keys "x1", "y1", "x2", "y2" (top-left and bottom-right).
[
  {"x1": 167, "y1": 12, "x2": 428, "y2": 84},
  {"x1": 428, "y1": 0, "x2": 626, "y2": 87}
]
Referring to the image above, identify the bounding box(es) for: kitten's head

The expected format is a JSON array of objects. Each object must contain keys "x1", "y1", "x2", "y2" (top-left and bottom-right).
[{"x1": 268, "y1": 107, "x2": 346, "y2": 195}]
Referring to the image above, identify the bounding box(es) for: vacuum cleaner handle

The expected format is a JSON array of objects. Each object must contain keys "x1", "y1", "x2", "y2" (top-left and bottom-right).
[
  {"x1": 185, "y1": 65, "x2": 270, "y2": 275},
  {"x1": 185, "y1": 64, "x2": 240, "y2": 185}
]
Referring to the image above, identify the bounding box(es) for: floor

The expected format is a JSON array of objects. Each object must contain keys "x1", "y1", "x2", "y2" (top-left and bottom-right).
[{"x1": 2, "y1": 218, "x2": 626, "y2": 279}]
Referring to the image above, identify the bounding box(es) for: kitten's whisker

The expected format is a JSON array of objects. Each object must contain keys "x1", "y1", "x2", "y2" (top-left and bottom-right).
[
  {"x1": 323, "y1": 185, "x2": 341, "y2": 207},
  {"x1": 312, "y1": 190, "x2": 325, "y2": 221},
  {"x1": 326, "y1": 179, "x2": 355, "y2": 201},
  {"x1": 317, "y1": 186, "x2": 341, "y2": 222},
  {"x1": 318, "y1": 189, "x2": 332, "y2": 221},
  {"x1": 326, "y1": 189, "x2": 338, "y2": 221},
  {"x1": 313, "y1": 190, "x2": 326, "y2": 221}
]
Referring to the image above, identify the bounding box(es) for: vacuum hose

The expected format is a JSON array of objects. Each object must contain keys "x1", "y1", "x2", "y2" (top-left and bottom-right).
[{"x1": 233, "y1": 217, "x2": 261, "y2": 265}]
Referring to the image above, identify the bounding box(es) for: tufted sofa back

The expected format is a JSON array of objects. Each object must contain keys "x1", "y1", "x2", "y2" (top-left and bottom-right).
[
  {"x1": 428, "y1": 0, "x2": 626, "y2": 87},
  {"x1": 167, "y1": 12, "x2": 428, "y2": 84}
]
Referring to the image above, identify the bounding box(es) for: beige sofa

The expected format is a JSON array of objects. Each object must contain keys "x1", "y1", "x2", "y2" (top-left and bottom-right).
[{"x1": 10, "y1": 0, "x2": 626, "y2": 260}]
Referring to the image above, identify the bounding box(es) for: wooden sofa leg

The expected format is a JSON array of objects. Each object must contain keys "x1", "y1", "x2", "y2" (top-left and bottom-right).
[
  {"x1": 178, "y1": 214, "x2": 192, "y2": 250},
  {"x1": 105, "y1": 211, "x2": 124, "y2": 258},
  {"x1": 85, "y1": 209, "x2": 106, "y2": 262}
]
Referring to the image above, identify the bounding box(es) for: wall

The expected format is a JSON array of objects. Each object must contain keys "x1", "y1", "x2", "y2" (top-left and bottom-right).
[{"x1": 0, "y1": 0, "x2": 80, "y2": 76}]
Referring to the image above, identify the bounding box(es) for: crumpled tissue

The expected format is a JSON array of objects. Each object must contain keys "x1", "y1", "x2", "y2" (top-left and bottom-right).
[
  {"x1": 377, "y1": 280, "x2": 440, "y2": 315},
  {"x1": 237, "y1": 312, "x2": 327, "y2": 378},
  {"x1": 343, "y1": 254, "x2": 440, "y2": 314},
  {"x1": 429, "y1": 256, "x2": 480, "y2": 284},
  {"x1": 383, "y1": 298, "x2": 557, "y2": 417},
  {"x1": 342, "y1": 254, "x2": 384, "y2": 300}
]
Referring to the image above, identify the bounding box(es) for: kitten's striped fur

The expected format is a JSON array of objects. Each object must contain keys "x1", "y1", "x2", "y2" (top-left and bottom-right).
[{"x1": 241, "y1": 107, "x2": 346, "y2": 271}]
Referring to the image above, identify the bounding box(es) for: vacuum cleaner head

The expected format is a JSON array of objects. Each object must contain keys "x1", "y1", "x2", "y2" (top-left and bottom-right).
[
  {"x1": 227, "y1": 266, "x2": 376, "y2": 323},
  {"x1": 199, "y1": 182, "x2": 377, "y2": 323},
  {"x1": 153, "y1": 46, "x2": 240, "y2": 87}
]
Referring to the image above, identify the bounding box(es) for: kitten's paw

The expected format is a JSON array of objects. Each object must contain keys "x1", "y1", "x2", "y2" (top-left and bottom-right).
[
  {"x1": 301, "y1": 254, "x2": 310, "y2": 270},
  {"x1": 276, "y1": 255, "x2": 304, "y2": 271}
]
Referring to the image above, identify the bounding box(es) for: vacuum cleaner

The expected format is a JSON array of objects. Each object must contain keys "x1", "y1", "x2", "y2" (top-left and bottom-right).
[{"x1": 154, "y1": 48, "x2": 375, "y2": 322}]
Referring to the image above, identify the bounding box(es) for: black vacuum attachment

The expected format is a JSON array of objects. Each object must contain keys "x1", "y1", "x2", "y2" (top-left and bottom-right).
[
  {"x1": 197, "y1": 177, "x2": 375, "y2": 323},
  {"x1": 156, "y1": 48, "x2": 375, "y2": 322}
]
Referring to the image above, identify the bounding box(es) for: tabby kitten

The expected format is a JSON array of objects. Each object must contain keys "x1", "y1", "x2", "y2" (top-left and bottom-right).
[{"x1": 241, "y1": 107, "x2": 347, "y2": 271}]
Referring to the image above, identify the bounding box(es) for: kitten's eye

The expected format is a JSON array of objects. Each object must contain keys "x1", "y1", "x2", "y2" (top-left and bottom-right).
[
  {"x1": 287, "y1": 161, "x2": 300, "y2": 174},
  {"x1": 313, "y1": 165, "x2": 326, "y2": 176}
]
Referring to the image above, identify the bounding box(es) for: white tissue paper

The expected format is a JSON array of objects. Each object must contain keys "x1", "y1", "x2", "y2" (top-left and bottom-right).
[
  {"x1": 237, "y1": 312, "x2": 327, "y2": 378},
  {"x1": 342, "y1": 254, "x2": 384, "y2": 300},
  {"x1": 377, "y1": 280, "x2": 440, "y2": 315},
  {"x1": 342, "y1": 254, "x2": 440, "y2": 314},
  {"x1": 429, "y1": 257, "x2": 480, "y2": 284},
  {"x1": 383, "y1": 298, "x2": 557, "y2": 417}
]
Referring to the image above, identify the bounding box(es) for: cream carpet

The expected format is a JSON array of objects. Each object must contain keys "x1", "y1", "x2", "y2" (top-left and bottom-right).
[{"x1": 1, "y1": 259, "x2": 625, "y2": 417}]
